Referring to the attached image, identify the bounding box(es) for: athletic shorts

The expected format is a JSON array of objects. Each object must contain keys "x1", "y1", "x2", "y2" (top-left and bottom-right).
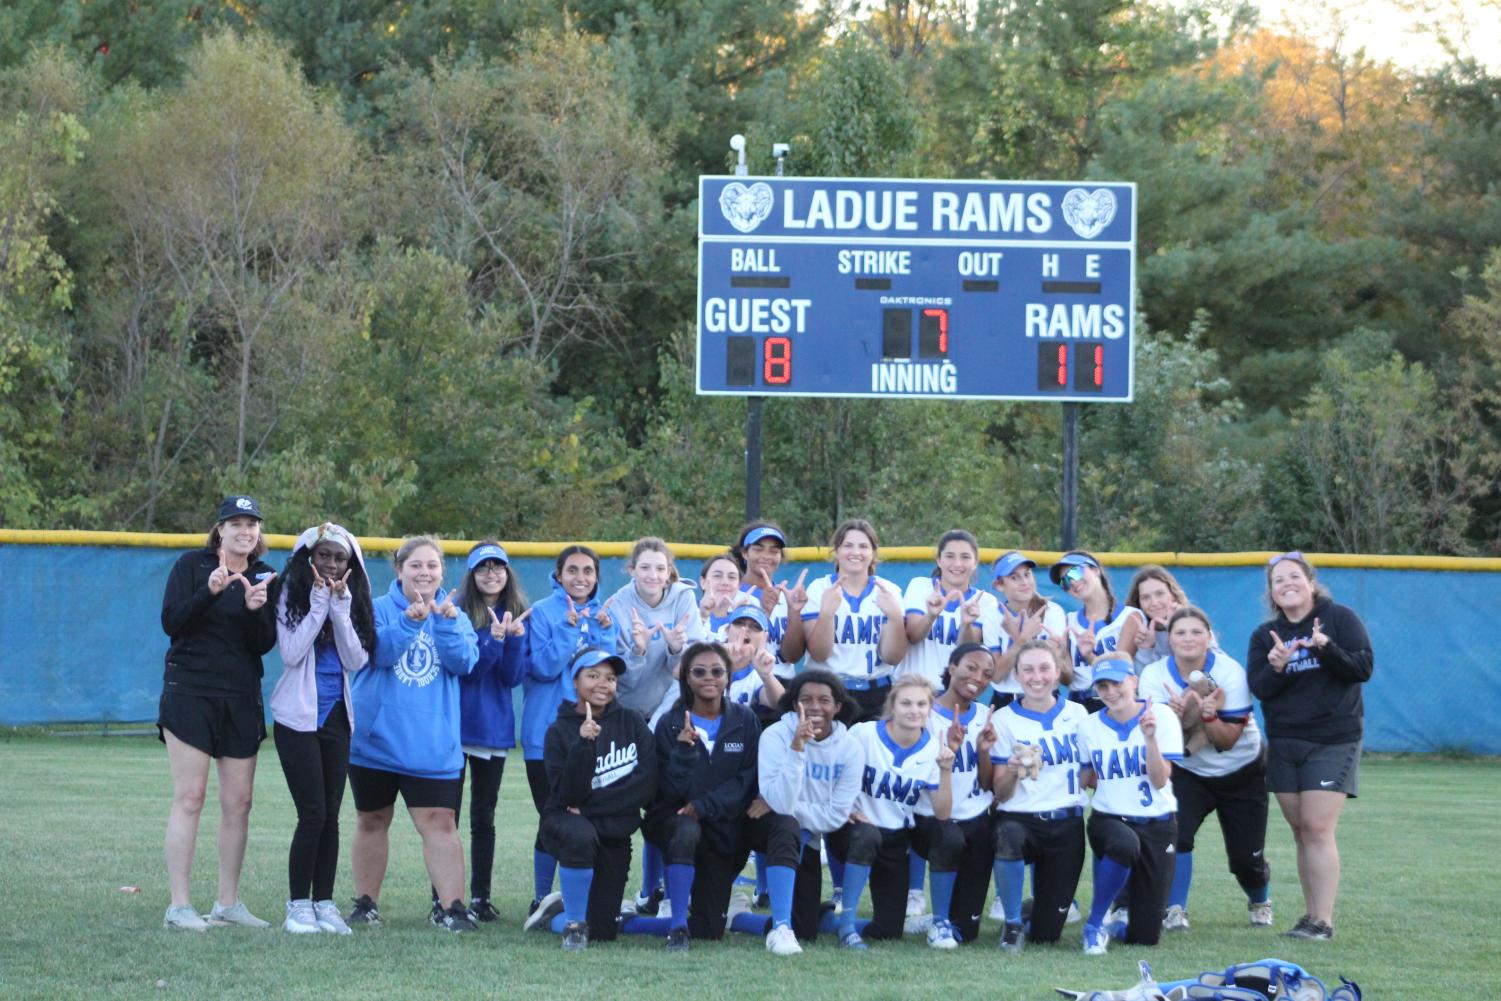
[
  {"x1": 157, "y1": 688, "x2": 265, "y2": 759},
  {"x1": 1266, "y1": 736, "x2": 1360, "y2": 797},
  {"x1": 348, "y1": 763, "x2": 462, "y2": 812}
]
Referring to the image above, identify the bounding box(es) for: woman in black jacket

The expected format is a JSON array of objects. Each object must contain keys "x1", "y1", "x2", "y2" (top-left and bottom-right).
[
  {"x1": 157, "y1": 495, "x2": 279, "y2": 931},
  {"x1": 1247, "y1": 552, "x2": 1373, "y2": 942},
  {"x1": 525, "y1": 647, "x2": 657, "y2": 951},
  {"x1": 645, "y1": 641, "x2": 763, "y2": 952}
]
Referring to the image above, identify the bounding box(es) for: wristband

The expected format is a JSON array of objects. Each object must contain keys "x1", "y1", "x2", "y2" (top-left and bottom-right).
[{"x1": 1200, "y1": 711, "x2": 1219, "y2": 722}]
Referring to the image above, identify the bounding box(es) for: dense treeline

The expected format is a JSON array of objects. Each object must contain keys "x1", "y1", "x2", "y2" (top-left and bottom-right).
[{"x1": 2, "y1": 0, "x2": 1499, "y2": 553}]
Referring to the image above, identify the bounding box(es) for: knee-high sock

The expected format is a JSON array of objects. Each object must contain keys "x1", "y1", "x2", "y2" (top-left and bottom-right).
[
  {"x1": 640, "y1": 841, "x2": 664, "y2": 898},
  {"x1": 754, "y1": 851, "x2": 768, "y2": 896},
  {"x1": 993, "y1": 858, "x2": 1025, "y2": 923},
  {"x1": 908, "y1": 850, "x2": 926, "y2": 893},
  {"x1": 1169, "y1": 851, "x2": 1193, "y2": 909},
  {"x1": 1246, "y1": 879, "x2": 1270, "y2": 904},
  {"x1": 837, "y1": 862, "x2": 871, "y2": 934},
  {"x1": 558, "y1": 866, "x2": 593, "y2": 924},
  {"x1": 533, "y1": 849, "x2": 557, "y2": 902},
  {"x1": 828, "y1": 852, "x2": 846, "y2": 893},
  {"x1": 731, "y1": 912, "x2": 772, "y2": 934},
  {"x1": 621, "y1": 915, "x2": 671, "y2": 935},
  {"x1": 767, "y1": 865, "x2": 796, "y2": 929},
  {"x1": 1088, "y1": 858, "x2": 1131, "y2": 928},
  {"x1": 930, "y1": 869, "x2": 957, "y2": 922},
  {"x1": 665, "y1": 863, "x2": 693, "y2": 930}
]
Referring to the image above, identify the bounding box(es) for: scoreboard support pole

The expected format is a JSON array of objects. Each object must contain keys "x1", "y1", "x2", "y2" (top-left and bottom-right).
[
  {"x1": 1061, "y1": 402, "x2": 1079, "y2": 550},
  {"x1": 745, "y1": 397, "x2": 763, "y2": 521}
]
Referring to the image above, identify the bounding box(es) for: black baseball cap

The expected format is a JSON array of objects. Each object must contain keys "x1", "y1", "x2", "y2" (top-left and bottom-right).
[{"x1": 216, "y1": 495, "x2": 264, "y2": 522}]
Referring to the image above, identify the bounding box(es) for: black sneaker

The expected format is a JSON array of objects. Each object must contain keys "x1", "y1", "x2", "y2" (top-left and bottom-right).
[
  {"x1": 999, "y1": 921, "x2": 1025, "y2": 955},
  {"x1": 348, "y1": 895, "x2": 381, "y2": 926},
  {"x1": 429, "y1": 899, "x2": 444, "y2": 925},
  {"x1": 754, "y1": 891, "x2": 770, "y2": 910},
  {"x1": 1284, "y1": 915, "x2": 1333, "y2": 940},
  {"x1": 562, "y1": 919, "x2": 589, "y2": 951},
  {"x1": 471, "y1": 898, "x2": 501, "y2": 923},
  {"x1": 637, "y1": 886, "x2": 664, "y2": 917},
  {"x1": 436, "y1": 901, "x2": 477, "y2": 933},
  {"x1": 666, "y1": 926, "x2": 690, "y2": 953}
]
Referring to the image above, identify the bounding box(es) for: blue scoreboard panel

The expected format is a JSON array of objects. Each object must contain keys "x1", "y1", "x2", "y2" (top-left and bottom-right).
[{"x1": 697, "y1": 176, "x2": 1136, "y2": 401}]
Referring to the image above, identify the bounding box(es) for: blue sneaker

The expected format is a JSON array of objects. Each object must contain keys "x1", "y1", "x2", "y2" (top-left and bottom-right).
[
  {"x1": 839, "y1": 929, "x2": 868, "y2": 951},
  {"x1": 1082, "y1": 923, "x2": 1108, "y2": 956}
]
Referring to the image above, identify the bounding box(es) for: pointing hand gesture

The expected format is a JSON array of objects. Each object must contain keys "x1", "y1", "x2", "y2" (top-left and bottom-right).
[
  {"x1": 566, "y1": 595, "x2": 581, "y2": 627},
  {"x1": 791, "y1": 702, "x2": 814, "y2": 752},
  {"x1": 677, "y1": 710, "x2": 699, "y2": 746},
  {"x1": 753, "y1": 647, "x2": 777, "y2": 678},
  {"x1": 976, "y1": 705, "x2": 998, "y2": 758},
  {"x1": 1070, "y1": 623, "x2": 1098, "y2": 664},
  {"x1": 959, "y1": 590, "x2": 983, "y2": 628},
  {"x1": 782, "y1": 569, "x2": 809, "y2": 615},
  {"x1": 433, "y1": 590, "x2": 458, "y2": 620},
  {"x1": 243, "y1": 572, "x2": 275, "y2": 611},
  {"x1": 579, "y1": 700, "x2": 600, "y2": 741},
  {"x1": 946, "y1": 710, "x2": 967, "y2": 753},
  {"x1": 754, "y1": 568, "x2": 780, "y2": 615},
  {"x1": 874, "y1": 582, "x2": 902, "y2": 622},
  {"x1": 1309, "y1": 617, "x2": 1329, "y2": 649},
  {"x1": 309, "y1": 561, "x2": 327, "y2": 591},
  {"x1": 924, "y1": 584, "x2": 949, "y2": 617},
  {"x1": 664, "y1": 612, "x2": 693, "y2": 654},
  {"x1": 1139, "y1": 697, "x2": 1157, "y2": 740},
  {"x1": 936, "y1": 743, "x2": 956, "y2": 772},
  {"x1": 596, "y1": 597, "x2": 614, "y2": 631}
]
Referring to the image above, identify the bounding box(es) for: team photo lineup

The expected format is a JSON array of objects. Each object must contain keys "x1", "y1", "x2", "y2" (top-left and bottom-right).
[{"x1": 157, "y1": 495, "x2": 1374, "y2": 958}]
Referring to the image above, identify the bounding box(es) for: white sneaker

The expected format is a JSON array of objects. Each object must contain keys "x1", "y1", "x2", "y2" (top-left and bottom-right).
[
  {"x1": 727, "y1": 890, "x2": 753, "y2": 926},
  {"x1": 1249, "y1": 900, "x2": 1274, "y2": 927},
  {"x1": 657, "y1": 899, "x2": 672, "y2": 920},
  {"x1": 989, "y1": 897, "x2": 1005, "y2": 921},
  {"x1": 163, "y1": 904, "x2": 209, "y2": 932},
  {"x1": 208, "y1": 900, "x2": 270, "y2": 928},
  {"x1": 1162, "y1": 904, "x2": 1190, "y2": 931},
  {"x1": 765, "y1": 923, "x2": 802, "y2": 956},
  {"x1": 906, "y1": 889, "x2": 927, "y2": 918},
  {"x1": 926, "y1": 919, "x2": 958, "y2": 950},
  {"x1": 314, "y1": 899, "x2": 352, "y2": 935},
  {"x1": 284, "y1": 899, "x2": 320, "y2": 934},
  {"x1": 1066, "y1": 900, "x2": 1082, "y2": 924},
  {"x1": 1082, "y1": 923, "x2": 1108, "y2": 956},
  {"x1": 904, "y1": 912, "x2": 933, "y2": 935}
]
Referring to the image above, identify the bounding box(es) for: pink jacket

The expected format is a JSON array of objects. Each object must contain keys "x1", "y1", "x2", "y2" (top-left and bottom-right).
[{"x1": 269, "y1": 525, "x2": 371, "y2": 732}]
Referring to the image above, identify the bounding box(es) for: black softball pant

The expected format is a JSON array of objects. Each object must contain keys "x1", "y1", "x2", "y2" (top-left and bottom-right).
[
  {"x1": 540, "y1": 811, "x2": 633, "y2": 942},
  {"x1": 460, "y1": 754, "x2": 507, "y2": 900},
  {"x1": 1087, "y1": 811, "x2": 1177, "y2": 946},
  {"x1": 913, "y1": 812, "x2": 992, "y2": 943},
  {"x1": 1172, "y1": 756, "x2": 1270, "y2": 894},
  {"x1": 273, "y1": 701, "x2": 350, "y2": 901},
  {"x1": 526, "y1": 758, "x2": 549, "y2": 854},
  {"x1": 646, "y1": 811, "x2": 801, "y2": 939},
  {"x1": 826, "y1": 821, "x2": 910, "y2": 940},
  {"x1": 993, "y1": 811, "x2": 1085, "y2": 943}
]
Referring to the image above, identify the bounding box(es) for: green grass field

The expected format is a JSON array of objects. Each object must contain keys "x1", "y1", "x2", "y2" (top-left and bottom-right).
[{"x1": 1, "y1": 735, "x2": 1494, "y2": 1000}]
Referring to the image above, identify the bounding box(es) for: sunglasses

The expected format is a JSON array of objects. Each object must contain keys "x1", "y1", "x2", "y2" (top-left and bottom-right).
[
  {"x1": 689, "y1": 666, "x2": 727, "y2": 679},
  {"x1": 1060, "y1": 566, "x2": 1087, "y2": 589},
  {"x1": 1267, "y1": 551, "x2": 1304, "y2": 567}
]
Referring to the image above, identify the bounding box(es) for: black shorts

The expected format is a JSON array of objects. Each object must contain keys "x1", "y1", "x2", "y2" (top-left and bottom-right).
[
  {"x1": 348, "y1": 763, "x2": 463, "y2": 812},
  {"x1": 1266, "y1": 736, "x2": 1360, "y2": 797},
  {"x1": 157, "y1": 688, "x2": 265, "y2": 759}
]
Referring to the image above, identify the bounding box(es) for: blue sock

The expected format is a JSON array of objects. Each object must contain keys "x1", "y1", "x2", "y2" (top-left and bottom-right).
[
  {"x1": 828, "y1": 853, "x2": 846, "y2": 894},
  {"x1": 665, "y1": 863, "x2": 694, "y2": 930},
  {"x1": 731, "y1": 912, "x2": 772, "y2": 935},
  {"x1": 640, "y1": 842, "x2": 664, "y2": 898},
  {"x1": 533, "y1": 849, "x2": 557, "y2": 901},
  {"x1": 549, "y1": 911, "x2": 569, "y2": 934},
  {"x1": 767, "y1": 865, "x2": 797, "y2": 929},
  {"x1": 1247, "y1": 881, "x2": 1270, "y2": 904},
  {"x1": 930, "y1": 869, "x2": 957, "y2": 922},
  {"x1": 1169, "y1": 851, "x2": 1193, "y2": 909},
  {"x1": 820, "y1": 910, "x2": 872, "y2": 934},
  {"x1": 558, "y1": 865, "x2": 593, "y2": 924},
  {"x1": 908, "y1": 851, "x2": 926, "y2": 892},
  {"x1": 754, "y1": 851, "x2": 768, "y2": 896},
  {"x1": 993, "y1": 858, "x2": 1025, "y2": 923},
  {"x1": 1088, "y1": 858, "x2": 1131, "y2": 928},
  {"x1": 838, "y1": 862, "x2": 871, "y2": 935},
  {"x1": 621, "y1": 915, "x2": 672, "y2": 935}
]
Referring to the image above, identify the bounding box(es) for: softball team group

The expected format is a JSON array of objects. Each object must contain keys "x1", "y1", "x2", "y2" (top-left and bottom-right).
[{"x1": 156, "y1": 496, "x2": 1374, "y2": 956}]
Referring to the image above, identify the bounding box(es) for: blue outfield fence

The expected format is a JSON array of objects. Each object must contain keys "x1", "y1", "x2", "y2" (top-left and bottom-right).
[{"x1": 2, "y1": 542, "x2": 1497, "y2": 754}]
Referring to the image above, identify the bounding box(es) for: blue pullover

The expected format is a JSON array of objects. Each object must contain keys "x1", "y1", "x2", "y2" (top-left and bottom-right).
[{"x1": 519, "y1": 575, "x2": 621, "y2": 760}]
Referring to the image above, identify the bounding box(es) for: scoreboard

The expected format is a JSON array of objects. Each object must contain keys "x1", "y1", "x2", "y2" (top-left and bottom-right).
[{"x1": 696, "y1": 176, "x2": 1136, "y2": 402}]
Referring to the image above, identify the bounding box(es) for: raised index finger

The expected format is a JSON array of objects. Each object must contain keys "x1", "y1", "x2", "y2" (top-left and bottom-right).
[
  {"x1": 795, "y1": 568, "x2": 808, "y2": 590},
  {"x1": 585, "y1": 701, "x2": 593, "y2": 721}
]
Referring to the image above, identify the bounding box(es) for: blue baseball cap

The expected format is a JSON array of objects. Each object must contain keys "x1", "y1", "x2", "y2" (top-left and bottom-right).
[
  {"x1": 730, "y1": 605, "x2": 771, "y2": 631},
  {"x1": 570, "y1": 647, "x2": 626, "y2": 680},
  {"x1": 216, "y1": 495, "x2": 263, "y2": 521},
  {"x1": 466, "y1": 544, "x2": 510, "y2": 570},
  {"x1": 991, "y1": 550, "x2": 1036, "y2": 581},
  {"x1": 742, "y1": 526, "x2": 786, "y2": 547},
  {"x1": 1049, "y1": 552, "x2": 1100, "y2": 585},
  {"x1": 1091, "y1": 658, "x2": 1134, "y2": 687}
]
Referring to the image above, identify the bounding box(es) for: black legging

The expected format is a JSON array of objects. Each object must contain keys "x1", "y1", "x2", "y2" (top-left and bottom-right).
[
  {"x1": 462, "y1": 754, "x2": 507, "y2": 900},
  {"x1": 541, "y1": 810, "x2": 634, "y2": 941},
  {"x1": 525, "y1": 757, "x2": 549, "y2": 853},
  {"x1": 273, "y1": 701, "x2": 350, "y2": 901},
  {"x1": 826, "y1": 821, "x2": 910, "y2": 940},
  {"x1": 1171, "y1": 756, "x2": 1270, "y2": 895}
]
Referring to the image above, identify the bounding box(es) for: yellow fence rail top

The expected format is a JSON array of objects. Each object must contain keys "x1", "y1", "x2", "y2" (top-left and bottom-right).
[{"x1": 3, "y1": 530, "x2": 1501, "y2": 571}]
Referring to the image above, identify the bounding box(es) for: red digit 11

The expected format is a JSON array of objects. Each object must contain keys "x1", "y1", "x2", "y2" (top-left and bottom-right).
[{"x1": 763, "y1": 337, "x2": 791, "y2": 385}]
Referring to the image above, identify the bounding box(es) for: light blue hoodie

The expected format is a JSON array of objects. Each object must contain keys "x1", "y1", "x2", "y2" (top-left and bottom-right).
[
  {"x1": 349, "y1": 580, "x2": 478, "y2": 779},
  {"x1": 520, "y1": 574, "x2": 621, "y2": 760}
]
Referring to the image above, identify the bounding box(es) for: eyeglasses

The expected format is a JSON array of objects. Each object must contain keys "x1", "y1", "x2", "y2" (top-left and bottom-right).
[
  {"x1": 1267, "y1": 551, "x2": 1304, "y2": 567},
  {"x1": 689, "y1": 666, "x2": 727, "y2": 679},
  {"x1": 473, "y1": 563, "x2": 508, "y2": 576},
  {"x1": 1060, "y1": 566, "x2": 1087, "y2": 589}
]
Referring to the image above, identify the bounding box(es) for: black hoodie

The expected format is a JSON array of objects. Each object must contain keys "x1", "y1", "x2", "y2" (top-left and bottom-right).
[
  {"x1": 160, "y1": 548, "x2": 279, "y2": 697},
  {"x1": 543, "y1": 698, "x2": 657, "y2": 840},
  {"x1": 1247, "y1": 597, "x2": 1373, "y2": 744},
  {"x1": 648, "y1": 699, "x2": 761, "y2": 858}
]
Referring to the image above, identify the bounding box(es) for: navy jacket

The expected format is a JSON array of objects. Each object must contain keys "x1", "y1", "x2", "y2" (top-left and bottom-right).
[{"x1": 649, "y1": 699, "x2": 761, "y2": 858}]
